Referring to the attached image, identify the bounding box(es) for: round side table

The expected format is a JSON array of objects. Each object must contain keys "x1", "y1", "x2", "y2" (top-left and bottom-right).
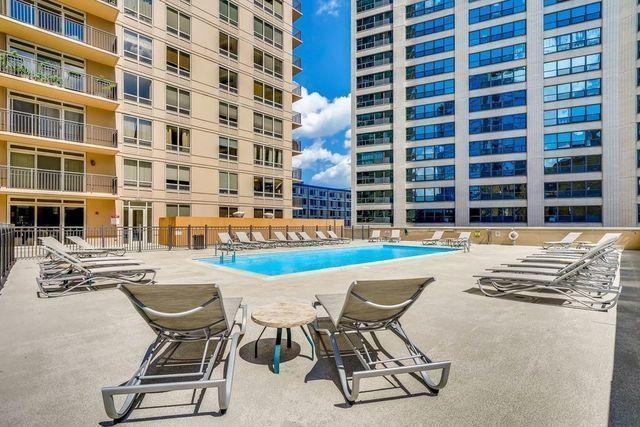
[{"x1": 251, "y1": 301, "x2": 316, "y2": 374}]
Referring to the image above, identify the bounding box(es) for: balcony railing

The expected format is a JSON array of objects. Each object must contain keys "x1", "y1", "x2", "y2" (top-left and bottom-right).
[
  {"x1": 293, "y1": 83, "x2": 302, "y2": 96},
  {"x1": 0, "y1": 166, "x2": 117, "y2": 194},
  {"x1": 101, "y1": 0, "x2": 117, "y2": 5},
  {"x1": 292, "y1": 0, "x2": 302, "y2": 15},
  {"x1": 292, "y1": 167, "x2": 302, "y2": 180},
  {"x1": 0, "y1": 50, "x2": 117, "y2": 100},
  {"x1": 0, "y1": 109, "x2": 117, "y2": 148},
  {"x1": 292, "y1": 112, "x2": 302, "y2": 125},
  {"x1": 292, "y1": 27, "x2": 302, "y2": 42},
  {"x1": 2, "y1": 0, "x2": 118, "y2": 53},
  {"x1": 292, "y1": 139, "x2": 302, "y2": 152},
  {"x1": 357, "y1": 197, "x2": 393, "y2": 204},
  {"x1": 293, "y1": 55, "x2": 302, "y2": 69}
]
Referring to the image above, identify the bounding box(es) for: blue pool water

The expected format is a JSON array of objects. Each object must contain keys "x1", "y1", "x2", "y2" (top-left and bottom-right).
[{"x1": 200, "y1": 245, "x2": 457, "y2": 276}]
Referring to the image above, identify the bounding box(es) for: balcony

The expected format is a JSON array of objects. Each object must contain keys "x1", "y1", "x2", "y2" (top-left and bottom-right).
[
  {"x1": 57, "y1": 0, "x2": 119, "y2": 22},
  {"x1": 0, "y1": 50, "x2": 118, "y2": 110},
  {"x1": 292, "y1": 138, "x2": 302, "y2": 154},
  {"x1": 292, "y1": 167, "x2": 302, "y2": 181},
  {"x1": 0, "y1": 0, "x2": 118, "y2": 66},
  {"x1": 292, "y1": 55, "x2": 302, "y2": 76},
  {"x1": 292, "y1": 27, "x2": 302, "y2": 48},
  {"x1": 292, "y1": 0, "x2": 302, "y2": 21},
  {"x1": 0, "y1": 109, "x2": 118, "y2": 153},
  {"x1": 292, "y1": 112, "x2": 302, "y2": 129},
  {"x1": 292, "y1": 82, "x2": 302, "y2": 102},
  {"x1": 0, "y1": 166, "x2": 117, "y2": 197}
]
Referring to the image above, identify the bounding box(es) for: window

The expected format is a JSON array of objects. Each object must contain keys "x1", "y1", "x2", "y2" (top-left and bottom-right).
[
  {"x1": 357, "y1": 91, "x2": 393, "y2": 108},
  {"x1": 406, "y1": 165, "x2": 455, "y2": 182},
  {"x1": 543, "y1": 54, "x2": 601, "y2": 78},
  {"x1": 254, "y1": 145, "x2": 284, "y2": 168},
  {"x1": 124, "y1": 158, "x2": 152, "y2": 187},
  {"x1": 357, "y1": 170, "x2": 393, "y2": 185},
  {"x1": 167, "y1": 7, "x2": 191, "y2": 40},
  {"x1": 406, "y1": 209, "x2": 455, "y2": 223},
  {"x1": 469, "y1": 137, "x2": 526, "y2": 156},
  {"x1": 469, "y1": 184, "x2": 527, "y2": 200},
  {"x1": 357, "y1": 190, "x2": 394, "y2": 204},
  {"x1": 255, "y1": 0, "x2": 283, "y2": 18},
  {"x1": 543, "y1": 104, "x2": 601, "y2": 126},
  {"x1": 253, "y1": 112, "x2": 283, "y2": 138},
  {"x1": 220, "y1": 137, "x2": 238, "y2": 161},
  {"x1": 407, "y1": 144, "x2": 455, "y2": 161},
  {"x1": 124, "y1": 0, "x2": 152, "y2": 23},
  {"x1": 253, "y1": 176, "x2": 283, "y2": 198},
  {"x1": 357, "y1": 110, "x2": 393, "y2": 127},
  {"x1": 357, "y1": 71, "x2": 393, "y2": 89},
  {"x1": 543, "y1": 155, "x2": 602, "y2": 174},
  {"x1": 166, "y1": 164, "x2": 191, "y2": 191},
  {"x1": 469, "y1": 160, "x2": 527, "y2": 178},
  {"x1": 165, "y1": 125, "x2": 190, "y2": 152},
  {"x1": 469, "y1": 113, "x2": 527, "y2": 134},
  {"x1": 469, "y1": 66, "x2": 526, "y2": 90},
  {"x1": 543, "y1": 78, "x2": 601, "y2": 102},
  {"x1": 470, "y1": 207, "x2": 527, "y2": 223},
  {"x1": 219, "y1": 102, "x2": 238, "y2": 127},
  {"x1": 407, "y1": 123, "x2": 455, "y2": 141},
  {"x1": 166, "y1": 86, "x2": 190, "y2": 115},
  {"x1": 544, "y1": 206, "x2": 602, "y2": 223},
  {"x1": 219, "y1": 67, "x2": 238, "y2": 94},
  {"x1": 220, "y1": 32, "x2": 239, "y2": 60},
  {"x1": 406, "y1": 0, "x2": 454, "y2": 19},
  {"x1": 166, "y1": 204, "x2": 191, "y2": 217},
  {"x1": 254, "y1": 208, "x2": 283, "y2": 218},
  {"x1": 254, "y1": 17, "x2": 283, "y2": 49},
  {"x1": 469, "y1": 43, "x2": 526, "y2": 68},
  {"x1": 254, "y1": 49, "x2": 283, "y2": 79},
  {"x1": 220, "y1": 0, "x2": 239, "y2": 26},
  {"x1": 219, "y1": 171, "x2": 238, "y2": 195},
  {"x1": 357, "y1": 31, "x2": 393, "y2": 51},
  {"x1": 406, "y1": 79, "x2": 455, "y2": 100},
  {"x1": 219, "y1": 206, "x2": 238, "y2": 217},
  {"x1": 356, "y1": 131, "x2": 393, "y2": 146},
  {"x1": 123, "y1": 73, "x2": 151, "y2": 105},
  {"x1": 544, "y1": 180, "x2": 602, "y2": 198},
  {"x1": 357, "y1": 150, "x2": 393, "y2": 165},
  {"x1": 123, "y1": 115, "x2": 152, "y2": 147},
  {"x1": 357, "y1": 11, "x2": 393, "y2": 32},
  {"x1": 469, "y1": 0, "x2": 526, "y2": 24},
  {"x1": 469, "y1": 90, "x2": 526, "y2": 112},
  {"x1": 357, "y1": 209, "x2": 394, "y2": 224},
  {"x1": 544, "y1": 0, "x2": 573, "y2": 5},
  {"x1": 406, "y1": 58, "x2": 454, "y2": 80},
  {"x1": 406, "y1": 14, "x2": 455, "y2": 39},
  {"x1": 357, "y1": 51, "x2": 393, "y2": 70},
  {"x1": 124, "y1": 29, "x2": 152, "y2": 64},
  {"x1": 406, "y1": 36, "x2": 455, "y2": 59},
  {"x1": 406, "y1": 101, "x2": 455, "y2": 120},
  {"x1": 406, "y1": 187, "x2": 455, "y2": 202},
  {"x1": 543, "y1": 27, "x2": 601, "y2": 54},
  {"x1": 544, "y1": 129, "x2": 601, "y2": 150},
  {"x1": 543, "y1": 2, "x2": 601, "y2": 30},
  {"x1": 469, "y1": 19, "x2": 526, "y2": 46},
  {"x1": 166, "y1": 46, "x2": 191, "y2": 77},
  {"x1": 253, "y1": 81, "x2": 283, "y2": 108}
]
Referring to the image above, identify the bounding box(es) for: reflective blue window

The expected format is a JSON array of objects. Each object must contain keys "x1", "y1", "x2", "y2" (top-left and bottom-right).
[
  {"x1": 356, "y1": 110, "x2": 393, "y2": 127},
  {"x1": 543, "y1": 2, "x2": 601, "y2": 30},
  {"x1": 406, "y1": 14, "x2": 454, "y2": 39},
  {"x1": 543, "y1": 53, "x2": 601, "y2": 78},
  {"x1": 543, "y1": 78, "x2": 600, "y2": 102},
  {"x1": 543, "y1": 28, "x2": 601, "y2": 54},
  {"x1": 407, "y1": 209, "x2": 456, "y2": 223},
  {"x1": 357, "y1": 0, "x2": 393, "y2": 13},
  {"x1": 469, "y1": 43, "x2": 526, "y2": 68},
  {"x1": 544, "y1": 180, "x2": 602, "y2": 198},
  {"x1": 406, "y1": 57, "x2": 455, "y2": 80},
  {"x1": 406, "y1": 79, "x2": 455, "y2": 100},
  {"x1": 543, "y1": 129, "x2": 601, "y2": 150},
  {"x1": 356, "y1": 130, "x2": 393, "y2": 146},
  {"x1": 357, "y1": 31, "x2": 393, "y2": 51},
  {"x1": 469, "y1": 89, "x2": 526, "y2": 112},
  {"x1": 543, "y1": 104, "x2": 601, "y2": 126},
  {"x1": 469, "y1": 160, "x2": 527, "y2": 178},
  {"x1": 469, "y1": 137, "x2": 526, "y2": 156},
  {"x1": 469, "y1": 0, "x2": 526, "y2": 24},
  {"x1": 469, "y1": 113, "x2": 527, "y2": 134},
  {"x1": 469, "y1": 184, "x2": 527, "y2": 200},
  {"x1": 357, "y1": 71, "x2": 393, "y2": 89},
  {"x1": 470, "y1": 207, "x2": 527, "y2": 223},
  {"x1": 356, "y1": 90, "x2": 394, "y2": 108},
  {"x1": 407, "y1": 165, "x2": 455, "y2": 182},
  {"x1": 406, "y1": 144, "x2": 455, "y2": 161},
  {"x1": 356, "y1": 11, "x2": 393, "y2": 32},
  {"x1": 406, "y1": 101, "x2": 455, "y2": 120},
  {"x1": 543, "y1": 155, "x2": 602, "y2": 174},
  {"x1": 406, "y1": 36, "x2": 455, "y2": 59},
  {"x1": 407, "y1": 187, "x2": 455, "y2": 202},
  {"x1": 357, "y1": 51, "x2": 393, "y2": 70},
  {"x1": 407, "y1": 123, "x2": 455, "y2": 140},
  {"x1": 544, "y1": 206, "x2": 602, "y2": 223},
  {"x1": 356, "y1": 150, "x2": 393, "y2": 166},
  {"x1": 469, "y1": 66, "x2": 526, "y2": 90},
  {"x1": 469, "y1": 19, "x2": 526, "y2": 46},
  {"x1": 406, "y1": 0, "x2": 455, "y2": 19}
]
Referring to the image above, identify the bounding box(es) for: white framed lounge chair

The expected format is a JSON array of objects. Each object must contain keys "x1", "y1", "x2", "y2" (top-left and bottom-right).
[
  {"x1": 40, "y1": 236, "x2": 114, "y2": 259},
  {"x1": 218, "y1": 232, "x2": 242, "y2": 251},
  {"x1": 101, "y1": 283, "x2": 247, "y2": 421},
  {"x1": 235, "y1": 231, "x2": 264, "y2": 249},
  {"x1": 369, "y1": 230, "x2": 381, "y2": 242},
  {"x1": 299, "y1": 231, "x2": 323, "y2": 245},
  {"x1": 327, "y1": 230, "x2": 350, "y2": 243},
  {"x1": 66, "y1": 235, "x2": 126, "y2": 256},
  {"x1": 447, "y1": 232, "x2": 471, "y2": 252},
  {"x1": 316, "y1": 231, "x2": 339, "y2": 244},
  {"x1": 313, "y1": 278, "x2": 451, "y2": 403},
  {"x1": 288, "y1": 231, "x2": 311, "y2": 246},
  {"x1": 251, "y1": 231, "x2": 278, "y2": 247},
  {"x1": 542, "y1": 232, "x2": 582, "y2": 249},
  {"x1": 422, "y1": 230, "x2": 444, "y2": 245},
  {"x1": 386, "y1": 229, "x2": 401, "y2": 242},
  {"x1": 273, "y1": 231, "x2": 298, "y2": 246}
]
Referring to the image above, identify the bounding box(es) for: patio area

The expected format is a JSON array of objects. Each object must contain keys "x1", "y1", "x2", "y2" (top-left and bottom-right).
[{"x1": 0, "y1": 243, "x2": 637, "y2": 425}]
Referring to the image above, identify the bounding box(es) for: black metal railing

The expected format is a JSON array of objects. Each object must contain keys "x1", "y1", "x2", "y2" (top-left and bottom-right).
[{"x1": 0, "y1": 224, "x2": 15, "y2": 289}]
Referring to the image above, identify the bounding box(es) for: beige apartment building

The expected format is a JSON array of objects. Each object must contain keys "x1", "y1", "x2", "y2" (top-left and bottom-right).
[
  {"x1": 351, "y1": 0, "x2": 639, "y2": 227},
  {"x1": 0, "y1": 0, "x2": 302, "y2": 230}
]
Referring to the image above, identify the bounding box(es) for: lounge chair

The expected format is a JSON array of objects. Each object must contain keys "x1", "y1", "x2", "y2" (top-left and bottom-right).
[
  {"x1": 101, "y1": 283, "x2": 247, "y2": 421},
  {"x1": 40, "y1": 236, "x2": 115, "y2": 259},
  {"x1": 422, "y1": 230, "x2": 444, "y2": 245},
  {"x1": 66, "y1": 235, "x2": 126, "y2": 256},
  {"x1": 288, "y1": 231, "x2": 312, "y2": 246},
  {"x1": 251, "y1": 231, "x2": 278, "y2": 247},
  {"x1": 235, "y1": 231, "x2": 265, "y2": 249},
  {"x1": 299, "y1": 231, "x2": 324, "y2": 245},
  {"x1": 369, "y1": 230, "x2": 381, "y2": 242},
  {"x1": 574, "y1": 233, "x2": 622, "y2": 250},
  {"x1": 273, "y1": 231, "x2": 299, "y2": 246},
  {"x1": 448, "y1": 232, "x2": 471, "y2": 252},
  {"x1": 313, "y1": 278, "x2": 451, "y2": 403},
  {"x1": 218, "y1": 232, "x2": 242, "y2": 251},
  {"x1": 316, "y1": 231, "x2": 340, "y2": 244},
  {"x1": 542, "y1": 232, "x2": 582, "y2": 249},
  {"x1": 386, "y1": 229, "x2": 401, "y2": 242},
  {"x1": 327, "y1": 230, "x2": 350, "y2": 243}
]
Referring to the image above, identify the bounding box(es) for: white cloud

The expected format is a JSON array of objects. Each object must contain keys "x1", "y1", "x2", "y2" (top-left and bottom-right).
[
  {"x1": 292, "y1": 139, "x2": 348, "y2": 169},
  {"x1": 292, "y1": 140, "x2": 351, "y2": 189},
  {"x1": 293, "y1": 88, "x2": 351, "y2": 139},
  {"x1": 311, "y1": 157, "x2": 351, "y2": 188},
  {"x1": 343, "y1": 128, "x2": 352, "y2": 149},
  {"x1": 316, "y1": 0, "x2": 340, "y2": 16}
]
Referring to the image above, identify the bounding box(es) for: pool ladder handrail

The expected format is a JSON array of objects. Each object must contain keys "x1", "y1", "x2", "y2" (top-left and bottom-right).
[{"x1": 219, "y1": 239, "x2": 236, "y2": 263}]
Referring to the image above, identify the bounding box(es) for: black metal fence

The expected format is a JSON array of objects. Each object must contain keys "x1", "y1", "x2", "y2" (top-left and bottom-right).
[
  {"x1": 0, "y1": 224, "x2": 16, "y2": 288},
  {"x1": 12, "y1": 225, "x2": 373, "y2": 259}
]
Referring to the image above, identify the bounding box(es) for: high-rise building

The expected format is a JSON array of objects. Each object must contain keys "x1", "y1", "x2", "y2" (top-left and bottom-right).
[
  {"x1": 351, "y1": 0, "x2": 638, "y2": 227},
  {"x1": 0, "y1": 0, "x2": 302, "y2": 229},
  {"x1": 293, "y1": 182, "x2": 352, "y2": 225}
]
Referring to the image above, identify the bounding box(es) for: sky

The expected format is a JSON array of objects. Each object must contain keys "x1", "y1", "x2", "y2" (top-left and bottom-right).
[{"x1": 291, "y1": 0, "x2": 352, "y2": 190}]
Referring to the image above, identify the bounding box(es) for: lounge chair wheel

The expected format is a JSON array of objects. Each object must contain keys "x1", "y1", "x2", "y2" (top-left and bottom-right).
[{"x1": 220, "y1": 409, "x2": 227, "y2": 415}]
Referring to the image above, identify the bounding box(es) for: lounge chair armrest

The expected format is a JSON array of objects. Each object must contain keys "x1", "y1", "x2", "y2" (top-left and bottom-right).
[
  {"x1": 236, "y1": 303, "x2": 248, "y2": 334},
  {"x1": 141, "y1": 305, "x2": 207, "y2": 318},
  {"x1": 359, "y1": 299, "x2": 413, "y2": 310}
]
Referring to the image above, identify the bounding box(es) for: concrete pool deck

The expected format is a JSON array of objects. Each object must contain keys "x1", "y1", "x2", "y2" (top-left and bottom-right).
[{"x1": 0, "y1": 243, "x2": 637, "y2": 426}]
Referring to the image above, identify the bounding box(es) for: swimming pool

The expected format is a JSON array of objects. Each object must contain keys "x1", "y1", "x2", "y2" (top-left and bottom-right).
[{"x1": 200, "y1": 245, "x2": 457, "y2": 276}]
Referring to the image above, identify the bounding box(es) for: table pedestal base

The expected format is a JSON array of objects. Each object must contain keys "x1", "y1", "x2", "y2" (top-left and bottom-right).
[{"x1": 254, "y1": 326, "x2": 315, "y2": 374}]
